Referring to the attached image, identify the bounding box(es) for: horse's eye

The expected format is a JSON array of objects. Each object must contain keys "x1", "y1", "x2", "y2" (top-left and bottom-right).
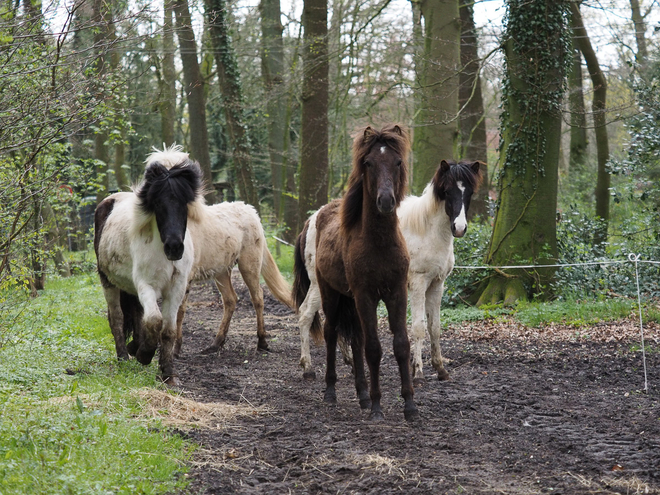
[
  {"x1": 396, "y1": 160, "x2": 402, "y2": 167},
  {"x1": 365, "y1": 161, "x2": 373, "y2": 168}
]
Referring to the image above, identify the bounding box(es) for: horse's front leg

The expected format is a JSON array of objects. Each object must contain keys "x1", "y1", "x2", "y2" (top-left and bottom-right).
[
  {"x1": 135, "y1": 284, "x2": 161, "y2": 366},
  {"x1": 354, "y1": 292, "x2": 383, "y2": 420},
  {"x1": 383, "y1": 287, "x2": 419, "y2": 422},
  {"x1": 159, "y1": 291, "x2": 184, "y2": 386},
  {"x1": 408, "y1": 275, "x2": 429, "y2": 386},
  {"x1": 426, "y1": 278, "x2": 449, "y2": 381},
  {"x1": 102, "y1": 286, "x2": 129, "y2": 360}
]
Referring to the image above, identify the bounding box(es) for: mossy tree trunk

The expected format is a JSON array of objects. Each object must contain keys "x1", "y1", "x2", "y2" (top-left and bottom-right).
[
  {"x1": 458, "y1": 0, "x2": 488, "y2": 219},
  {"x1": 568, "y1": 46, "x2": 588, "y2": 175},
  {"x1": 412, "y1": 0, "x2": 460, "y2": 194},
  {"x1": 476, "y1": 0, "x2": 570, "y2": 306},
  {"x1": 161, "y1": 0, "x2": 177, "y2": 148},
  {"x1": 259, "y1": 0, "x2": 287, "y2": 227},
  {"x1": 206, "y1": 0, "x2": 259, "y2": 211}
]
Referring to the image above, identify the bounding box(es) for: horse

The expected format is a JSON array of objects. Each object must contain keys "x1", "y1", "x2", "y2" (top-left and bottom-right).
[
  {"x1": 295, "y1": 159, "x2": 481, "y2": 384},
  {"x1": 293, "y1": 124, "x2": 418, "y2": 421},
  {"x1": 134, "y1": 147, "x2": 293, "y2": 356},
  {"x1": 398, "y1": 159, "x2": 481, "y2": 383},
  {"x1": 94, "y1": 155, "x2": 203, "y2": 386}
]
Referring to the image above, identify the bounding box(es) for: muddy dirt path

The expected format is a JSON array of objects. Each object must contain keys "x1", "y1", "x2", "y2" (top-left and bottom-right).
[{"x1": 174, "y1": 274, "x2": 660, "y2": 494}]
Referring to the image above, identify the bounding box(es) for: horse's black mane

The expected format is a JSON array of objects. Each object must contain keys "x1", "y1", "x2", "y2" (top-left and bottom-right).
[
  {"x1": 137, "y1": 159, "x2": 202, "y2": 213},
  {"x1": 432, "y1": 160, "x2": 481, "y2": 202}
]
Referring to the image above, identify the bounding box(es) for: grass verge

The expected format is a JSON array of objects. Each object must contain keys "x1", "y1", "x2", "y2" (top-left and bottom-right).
[{"x1": 0, "y1": 274, "x2": 194, "y2": 495}]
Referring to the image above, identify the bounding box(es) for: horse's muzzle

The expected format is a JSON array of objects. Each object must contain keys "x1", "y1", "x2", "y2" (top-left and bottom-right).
[
  {"x1": 451, "y1": 223, "x2": 467, "y2": 238},
  {"x1": 376, "y1": 192, "x2": 396, "y2": 214},
  {"x1": 164, "y1": 241, "x2": 185, "y2": 261}
]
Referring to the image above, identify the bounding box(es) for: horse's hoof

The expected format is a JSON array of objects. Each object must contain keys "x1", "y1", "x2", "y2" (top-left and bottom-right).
[
  {"x1": 117, "y1": 352, "x2": 130, "y2": 361},
  {"x1": 324, "y1": 389, "x2": 337, "y2": 404},
  {"x1": 200, "y1": 345, "x2": 219, "y2": 355},
  {"x1": 135, "y1": 346, "x2": 156, "y2": 365},
  {"x1": 162, "y1": 375, "x2": 181, "y2": 388},
  {"x1": 413, "y1": 376, "x2": 426, "y2": 388},
  {"x1": 369, "y1": 410, "x2": 385, "y2": 421},
  {"x1": 437, "y1": 369, "x2": 450, "y2": 381},
  {"x1": 126, "y1": 340, "x2": 139, "y2": 356},
  {"x1": 257, "y1": 341, "x2": 269, "y2": 352},
  {"x1": 404, "y1": 405, "x2": 420, "y2": 422},
  {"x1": 303, "y1": 370, "x2": 316, "y2": 381}
]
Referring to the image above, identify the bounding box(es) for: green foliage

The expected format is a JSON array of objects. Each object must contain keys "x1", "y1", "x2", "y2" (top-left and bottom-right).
[{"x1": 0, "y1": 275, "x2": 193, "y2": 494}]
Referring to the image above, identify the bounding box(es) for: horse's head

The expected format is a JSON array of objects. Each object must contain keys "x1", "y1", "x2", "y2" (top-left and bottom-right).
[
  {"x1": 342, "y1": 124, "x2": 410, "y2": 228},
  {"x1": 137, "y1": 159, "x2": 202, "y2": 260},
  {"x1": 432, "y1": 160, "x2": 482, "y2": 238}
]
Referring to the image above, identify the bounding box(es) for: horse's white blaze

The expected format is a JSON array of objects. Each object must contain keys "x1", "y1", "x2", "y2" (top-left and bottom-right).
[
  {"x1": 380, "y1": 146, "x2": 386, "y2": 154},
  {"x1": 453, "y1": 181, "x2": 467, "y2": 236}
]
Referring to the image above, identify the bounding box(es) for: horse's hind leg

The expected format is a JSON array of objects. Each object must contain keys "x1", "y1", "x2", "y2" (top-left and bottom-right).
[
  {"x1": 239, "y1": 261, "x2": 268, "y2": 351},
  {"x1": 299, "y1": 284, "x2": 322, "y2": 379},
  {"x1": 103, "y1": 286, "x2": 129, "y2": 360},
  {"x1": 201, "y1": 269, "x2": 237, "y2": 354},
  {"x1": 426, "y1": 278, "x2": 449, "y2": 381}
]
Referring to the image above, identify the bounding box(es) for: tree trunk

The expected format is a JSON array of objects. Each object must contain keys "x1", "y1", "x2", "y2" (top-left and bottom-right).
[
  {"x1": 476, "y1": 0, "x2": 569, "y2": 306},
  {"x1": 571, "y1": 3, "x2": 609, "y2": 247},
  {"x1": 413, "y1": 0, "x2": 460, "y2": 193},
  {"x1": 259, "y1": 0, "x2": 287, "y2": 223},
  {"x1": 205, "y1": 0, "x2": 259, "y2": 210},
  {"x1": 92, "y1": 0, "x2": 113, "y2": 204},
  {"x1": 161, "y1": 0, "x2": 177, "y2": 148},
  {"x1": 568, "y1": 46, "x2": 588, "y2": 174},
  {"x1": 173, "y1": 0, "x2": 216, "y2": 204},
  {"x1": 458, "y1": 0, "x2": 488, "y2": 220},
  {"x1": 630, "y1": 0, "x2": 648, "y2": 68},
  {"x1": 298, "y1": 0, "x2": 328, "y2": 230}
]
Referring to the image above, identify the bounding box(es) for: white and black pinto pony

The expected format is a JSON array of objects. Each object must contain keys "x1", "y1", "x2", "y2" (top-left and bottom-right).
[
  {"x1": 95, "y1": 155, "x2": 203, "y2": 385},
  {"x1": 295, "y1": 159, "x2": 481, "y2": 384}
]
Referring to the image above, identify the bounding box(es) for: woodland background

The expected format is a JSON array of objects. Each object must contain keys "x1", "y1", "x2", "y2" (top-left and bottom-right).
[{"x1": 1, "y1": 0, "x2": 660, "y2": 310}]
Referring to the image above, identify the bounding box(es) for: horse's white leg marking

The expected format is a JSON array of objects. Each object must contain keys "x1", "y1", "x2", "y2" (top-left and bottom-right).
[
  {"x1": 299, "y1": 284, "x2": 322, "y2": 373},
  {"x1": 136, "y1": 282, "x2": 162, "y2": 348},
  {"x1": 454, "y1": 181, "x2": 468, "y2": 236},
  {"x1": 426, "y1": 278, "x2": 449, "y2": 380},
  {"x1": 408, "y1": 275, "x2": 429, "y2": 381},
  {"x1": 103, "y1": 286, "x2": 129, "y2": 359},
  {"x1": 159, "y1": 285, "x2": 184, "y2": 376}
]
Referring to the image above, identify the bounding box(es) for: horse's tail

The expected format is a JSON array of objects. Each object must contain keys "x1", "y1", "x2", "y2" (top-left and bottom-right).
[
  {"x1": 292, "y1": 221, "x2": 323, "y2": 343},
  {"x1": 261, "y1": 240, "x2": 295, "y2": 309}
]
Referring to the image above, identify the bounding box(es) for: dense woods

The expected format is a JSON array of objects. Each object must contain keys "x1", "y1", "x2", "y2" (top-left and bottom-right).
[{"x1": 1, "y1": 0, "x2": 660, "y2": 305}]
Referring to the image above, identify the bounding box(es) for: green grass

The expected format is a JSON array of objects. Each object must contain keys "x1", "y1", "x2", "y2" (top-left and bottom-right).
[{"x1": 0, "y1": 275, "x2": 194, "y2": 495}]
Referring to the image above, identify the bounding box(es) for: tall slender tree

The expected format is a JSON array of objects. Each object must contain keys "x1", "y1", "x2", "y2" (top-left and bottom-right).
[
  {"x1": 568, "y1": 46, "x2": 588, "y2": 174},
  {"x1": 298, "y1": 0, "x2": 328, "y2": 229},
  {"x1": 413, "y1": 0, "x2": 460, "y2": 193},
  {"x1": 161, "y1": 0, "x2": 177, "y2": 147},
  {"x1": 476, "y1": 0, "x2": 570, "y2": 305},
  {"x1": 173, "y1": 0, "x2": 216, "y2": 203},
  {"x1": 458, "y1": 0, "x2": 488, "y2": 219},
  {"x1": 206, "y1": 0, "x2": 258, "y2": 210},
  {"x1": 571, "y1": 2, "x2": 609, "y2": 247}
]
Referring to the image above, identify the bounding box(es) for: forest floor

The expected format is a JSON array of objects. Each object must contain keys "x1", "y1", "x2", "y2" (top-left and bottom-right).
[{"x1": 172, "y1": 273, "x2": 660, "y2": 495}]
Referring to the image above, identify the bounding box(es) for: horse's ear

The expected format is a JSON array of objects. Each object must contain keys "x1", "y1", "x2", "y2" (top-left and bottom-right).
[
  {"x1": 363, "y1": 126, "x2": 376, "y2": 142},
  {"x1": 471, "y1": 161, "x2": 482, "y2": 175},
  {"x1": 392, "y1": 124, "x2": 403, "y2": 136},
  {"x1": 440, "y1": 160, "x2": 451, "y2": 174}
]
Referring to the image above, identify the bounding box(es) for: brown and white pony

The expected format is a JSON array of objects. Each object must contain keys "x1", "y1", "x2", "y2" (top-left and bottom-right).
[
  {"x1": 293, "y1": 124, "x2": 418, "y2": 421},
  {"x1": 136, "y1": 147, "x2": 293, "y2": 356},
  {"x1": 95, "y1": 157, "x2": 203, "y2": 385}
]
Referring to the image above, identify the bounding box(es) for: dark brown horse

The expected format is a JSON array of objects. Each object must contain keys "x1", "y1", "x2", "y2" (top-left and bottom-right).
[{"x1": 293, "y1": 124, "x2": 418, "y2": 421}]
